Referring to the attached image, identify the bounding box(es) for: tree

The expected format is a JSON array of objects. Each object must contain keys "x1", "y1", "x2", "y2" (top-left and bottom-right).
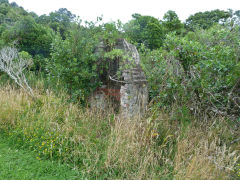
[
  {"x1": 37, "y1": 8, "x2": 76, "y2": 39},
  {"x1": 10, "y1": 2, "x2": 18, "y2": 8},
  {"x1": 0, "y1": 47, "x2": 33, "y2": 96},
  {"x1": 185, "y1": 9, "x2": 231, "y2": 31},
  {"x1": 3, "y1": 16, "x2": 53, "y2": 57},
  {"x1": 49, "y1": 8, "x2": 75, "y2": 23},
  {"x1": 0, "y1": 3, "x2": 9, "y2": 16},
  {"x1": 0, "y1": 0, "x2": 9, "y2": 4},
  {"x1": 124, "y1": 14, "x2": 164, "y2": 49},
  {"x1": 162, "y1": 10, "x2": 183, "y2": 34}
]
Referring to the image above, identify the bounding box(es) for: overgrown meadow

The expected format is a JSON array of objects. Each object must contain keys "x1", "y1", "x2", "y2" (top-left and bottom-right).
[{"x1": 0, "y1": 79, "x2": 239, "y2": 179}]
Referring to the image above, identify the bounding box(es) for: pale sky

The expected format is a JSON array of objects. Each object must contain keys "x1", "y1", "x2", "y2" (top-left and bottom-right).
[{"x1": 9, "y1": 0, "x2": 240, "y2": 23}]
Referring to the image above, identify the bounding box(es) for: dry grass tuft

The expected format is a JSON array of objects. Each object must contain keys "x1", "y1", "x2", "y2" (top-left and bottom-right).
[
  {"x1": 105, "y1": 114, "x2": 175, "y2": 179},
  {"x1": 174, "y1": 122, "x2": 239, "y2": 180},
  {"x1": 0, "y1": 85, "x2": 31, "y2": 127}
]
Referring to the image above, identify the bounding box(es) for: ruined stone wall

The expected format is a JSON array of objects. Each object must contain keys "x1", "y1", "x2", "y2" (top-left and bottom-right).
[
  {"x1": 91, "y1": 39, "x2": 148, "y2": 117},
  {"x1": 120, "y1": 69, "x2": 148, "y2": 117}
]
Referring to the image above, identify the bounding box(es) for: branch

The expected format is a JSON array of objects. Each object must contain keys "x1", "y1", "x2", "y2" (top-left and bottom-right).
[
  {"x1": 0, "y1": 47, "x2": 34, "y2": 97},
  {"x1": 109, "y1": 75, "x2": 147, "y2": 84}
]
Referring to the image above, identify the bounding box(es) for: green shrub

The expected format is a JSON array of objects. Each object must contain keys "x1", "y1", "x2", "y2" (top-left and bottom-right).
[
  {"x1": 141, "y1": 25, "x2": 240, "y2": 116},
  {"x1": 47, "y1": 25, "x2": 100, "y2": 102}
]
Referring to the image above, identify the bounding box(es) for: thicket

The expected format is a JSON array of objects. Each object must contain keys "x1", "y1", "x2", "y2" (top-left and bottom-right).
[
  {"x1": 142, "y1": 25, "x2": 240, "y2": 118},
  {"x1": 0, "y1": 0, "x2": 240, "y2": 179}
]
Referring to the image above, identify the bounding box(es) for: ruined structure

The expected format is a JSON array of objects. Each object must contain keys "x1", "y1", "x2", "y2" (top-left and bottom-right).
[{"x1": 90, "y1": 39, "x2": 148, "y2": 117}]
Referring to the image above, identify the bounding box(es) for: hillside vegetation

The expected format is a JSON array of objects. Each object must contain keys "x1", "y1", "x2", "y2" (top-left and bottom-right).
[{"x1": 0, "y1": 0, "x2": 239, "y2": 179}]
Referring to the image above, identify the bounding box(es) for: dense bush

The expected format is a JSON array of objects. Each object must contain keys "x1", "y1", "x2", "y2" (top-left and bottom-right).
[
  {"x1": 46, "y1": 21, "x2": 124, "y2": 102},
  {"x1": 46, "y1": 24, "x2": 100, "y2": 102},
  {"x1": 141, "y1": 25, "x2": 240, "y2": 117}
]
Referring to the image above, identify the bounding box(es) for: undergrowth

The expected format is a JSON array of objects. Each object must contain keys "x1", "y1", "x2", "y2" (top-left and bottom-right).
[{"x1": 0, "y1": 84, "x2": 239, "y2": 179}]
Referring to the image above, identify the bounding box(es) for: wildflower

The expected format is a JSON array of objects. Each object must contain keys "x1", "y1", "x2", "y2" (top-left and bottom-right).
[{"x1": 151, "y1": 130, "x2": 159, "y2": 138}]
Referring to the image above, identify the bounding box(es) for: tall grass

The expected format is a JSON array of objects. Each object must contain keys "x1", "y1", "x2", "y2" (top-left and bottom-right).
[{"x1": 0, "y1": 82, "x2": 239, "y2": 179}]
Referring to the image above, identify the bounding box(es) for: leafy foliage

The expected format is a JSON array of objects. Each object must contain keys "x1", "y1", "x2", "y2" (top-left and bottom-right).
[
  {"x1": 124, "y1": 14, "x2": 164, "y2": 49},
  {"x1": 2, "y1": 16, "x2": 54, "y2": 57},
  {"x1": 162, "y1": 10, "x2": 184, "y2": 34},
  {"x1": 185, "y1": 9, "x2": 231, "y2": 31},
  {"x1": 141, "y1": 25, "x2": 240, "y2": 116},
  {"x1": 37, "y1": 8, "x2": 76, "y2": 39},
  {"x1": 47, "y1": 24, "x2": 100, "y2": 102}
]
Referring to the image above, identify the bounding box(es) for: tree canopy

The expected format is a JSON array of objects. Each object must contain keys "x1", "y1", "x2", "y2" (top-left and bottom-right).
[
  {"x1": 185, "y1": 9, "x2": 231, "y2": 31},
  {"x1": 124, "y1": 14, "x2": 164, "y2": 49},
  {"x1": 162, "y1": 10, "x2": 183, "y2": 34}
]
